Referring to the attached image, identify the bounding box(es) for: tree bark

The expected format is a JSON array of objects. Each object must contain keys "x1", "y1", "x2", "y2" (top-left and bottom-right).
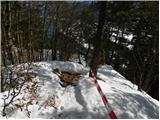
[
  {"x1": 5, "y1": 1, "x2": 14, "y2": 64},
  {"x1": 85, "y1": 39, "x2": 91, "y2": 65},
  {"x1": 41, "y1": 2, "x2": 47, "y2": 61},
  {"x1": 53, "y1": 5, "x2": 59, "y2": 60},
  {"x1": 90, "y1": 2, "x2": 107, "y2": 76}
]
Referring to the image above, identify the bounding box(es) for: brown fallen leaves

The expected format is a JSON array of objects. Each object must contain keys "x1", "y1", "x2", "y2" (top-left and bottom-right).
[
  {"x1": 60, "y1": 72, "x2": 81, "y2": 85},
  {"x1": 53, "y1": 68, "x2": 81, "y2": 86},
  {"x1": 14, "y1": 70, "x2": 38, "y2": 118},
  {"x1": 44, "y1": 95, "x2": 57, "y2": 108}
]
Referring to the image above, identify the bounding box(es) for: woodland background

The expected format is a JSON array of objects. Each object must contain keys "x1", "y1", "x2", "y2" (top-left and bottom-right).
[{"x1": 1, "y1": 1, "x2": 159, "y2": 100}]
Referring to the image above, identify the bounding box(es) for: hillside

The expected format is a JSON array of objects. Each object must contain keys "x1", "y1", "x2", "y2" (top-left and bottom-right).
[{"x1": 0, "y1": 61, "x2": 159, "y2": 119}]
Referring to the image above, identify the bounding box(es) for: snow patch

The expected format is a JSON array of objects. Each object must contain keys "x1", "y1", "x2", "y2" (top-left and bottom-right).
[{"x1": 0, "y1": 61, "x2": 159, "y2": 119}]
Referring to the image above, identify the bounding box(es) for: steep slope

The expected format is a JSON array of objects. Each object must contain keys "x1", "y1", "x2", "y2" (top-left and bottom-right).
[{"x1": 0, "y1": 61, "x2": 159, "y2": 118}]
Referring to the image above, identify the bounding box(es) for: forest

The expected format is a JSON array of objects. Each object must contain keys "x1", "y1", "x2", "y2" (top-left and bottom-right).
[{"x1": 0, "y1": 1, "x2": 159, "y2": 118}]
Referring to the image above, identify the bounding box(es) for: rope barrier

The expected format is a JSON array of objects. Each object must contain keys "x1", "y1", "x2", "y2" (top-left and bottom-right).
[{"x1": 90, "y1": 69, "x2": 117, "y2": 119}]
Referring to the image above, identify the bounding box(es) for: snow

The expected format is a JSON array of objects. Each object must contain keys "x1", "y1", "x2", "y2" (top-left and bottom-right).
[
  {"x1": 124, "y1": 34, "x2": 133, "y2": 41},
  {"x1": 126, "y1": 44, "x2": 134, "y2": 50},
  {"x1": 0, "y1": 61, "x2": 159, "y2": 119}
]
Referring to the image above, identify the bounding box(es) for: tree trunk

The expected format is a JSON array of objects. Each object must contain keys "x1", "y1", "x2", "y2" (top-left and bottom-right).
[
  {"x1": 85, "y1": 39, "x2": 91, "y2": 65},
  {"x1": 53, "y1": 5, "x2": 59, "y2": 60},
  {"x1": 90, "y1": 2, "x2": 107, "y2": 76},
  {"x1": 5, "y1": 1, "x2": 14, "y2": 65},
  {"x1": 41, "y1": 2, "x2": 47, "y2": 61}
]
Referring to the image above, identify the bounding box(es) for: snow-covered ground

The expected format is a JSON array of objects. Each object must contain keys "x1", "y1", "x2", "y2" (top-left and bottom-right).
[{"x1": 0, "y1": 61, "x2": 159, "y2": 119}]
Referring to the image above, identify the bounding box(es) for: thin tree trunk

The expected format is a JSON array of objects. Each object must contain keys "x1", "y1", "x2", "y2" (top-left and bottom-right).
[
  {"x1": 53, "y1": 5, "x2": 59, "y2": 60},
  {"x1": 85, "y1": 39, "x2": 91, "y2": 65},
  {"x1": 6, "y1": 1, "x2": 14, "y2": 64},
  {"x1": 41, "y1": 2, "x2": 47, "y2": 61}
]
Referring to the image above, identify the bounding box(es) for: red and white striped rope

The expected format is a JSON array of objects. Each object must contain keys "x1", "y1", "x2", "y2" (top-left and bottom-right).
[{"x1": 90, "y1": 69, "x2": 117, "y2": 119}]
